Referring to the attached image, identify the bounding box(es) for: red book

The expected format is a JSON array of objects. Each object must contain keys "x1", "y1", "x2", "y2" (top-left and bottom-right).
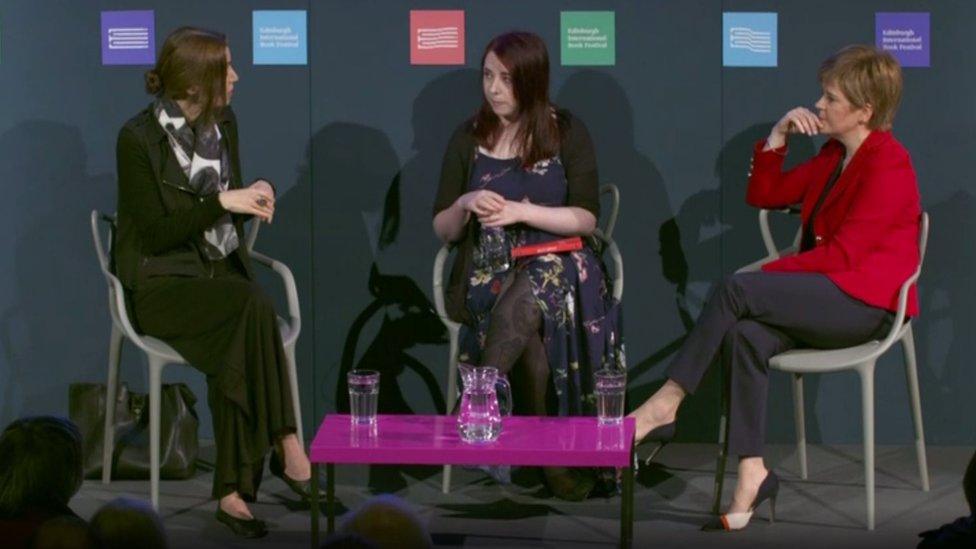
[{"x1": 511, "y1": 237, "x2": 584, "y2": 259}]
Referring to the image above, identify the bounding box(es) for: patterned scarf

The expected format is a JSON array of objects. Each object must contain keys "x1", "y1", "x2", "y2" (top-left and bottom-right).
[{"x1": 154, "y1": 98, "x2": 239, "y2": 260}]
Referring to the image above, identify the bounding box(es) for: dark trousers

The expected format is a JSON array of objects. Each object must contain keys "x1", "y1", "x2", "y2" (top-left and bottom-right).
[{"x1": 666, "y1": 272, "x2": 892, "y2": 457}]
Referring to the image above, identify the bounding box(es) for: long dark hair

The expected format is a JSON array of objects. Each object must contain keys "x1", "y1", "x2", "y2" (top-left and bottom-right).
[
  {"x1": 0, "y1": 416, "x2": 83, "y2": 516},
  {"x1": 144, "y1": 27, "x2": 228, "y2": 124},
  {"x1": 473, "y1": 32, "x2": 560, "y2": 167}
]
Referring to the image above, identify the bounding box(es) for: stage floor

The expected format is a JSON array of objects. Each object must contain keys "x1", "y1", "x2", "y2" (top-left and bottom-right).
[{"x1": 72, "y1": 443, "x2": 971, "y2": 548}]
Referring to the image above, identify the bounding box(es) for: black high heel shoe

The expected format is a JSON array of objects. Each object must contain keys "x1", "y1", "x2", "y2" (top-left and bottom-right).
[
  {"x1": 702, "y1": 470, "x2": 780, "y2": 532},
  {"x1": 634, "y1": 421, "x2": 677, "y2": 466},
  {"x1": 269, "y1": 451, "x2": 323, "y2": 501},
  {"x1": 215, "y1": 508, "x2": 268, "y2": 538}
]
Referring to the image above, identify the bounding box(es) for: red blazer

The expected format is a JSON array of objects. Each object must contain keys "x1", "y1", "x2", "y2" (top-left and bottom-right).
[{"x1": 746, "y1": 130, "x2": 921, "y2": 316}]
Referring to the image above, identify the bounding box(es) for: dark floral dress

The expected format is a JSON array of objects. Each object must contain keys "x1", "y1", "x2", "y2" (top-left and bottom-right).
[{"x1": 458, "y1": 150, "x2": 625, "y2": 416}]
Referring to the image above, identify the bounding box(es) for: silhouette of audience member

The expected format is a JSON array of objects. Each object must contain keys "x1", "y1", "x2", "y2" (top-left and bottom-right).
[
  {"x1": 30, "y1": 515, "x2": 96, "y2": 549},
  {"x1": 338, "y1": 494, "x2": 432, "y2": 549},
  {"x1": 0, "y1": 416, "x2": 84, "y2": 549},
  {"x1": 89, "y1": 497, "x2": 168, "y2": 549},
  {"x1": 918, "y1": 449, "x2": 976, "y2": 547},
  {"x1": 320, "y1": 532, "x2": 379, "y2": 549}
]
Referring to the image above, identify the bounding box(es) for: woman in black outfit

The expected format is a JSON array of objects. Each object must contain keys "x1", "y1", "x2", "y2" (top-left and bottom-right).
[{"x1": 114, "y1": 27, "x2": 311, "y2": 538}]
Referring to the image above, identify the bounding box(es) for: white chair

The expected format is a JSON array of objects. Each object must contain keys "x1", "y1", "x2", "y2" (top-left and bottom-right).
[
  {"x1": 711, "y1": 208, "x2": 930, "y2": 530},
  {"x1": 90, "y1": 211, "x2": 304, "y2": 510},
  {"x1": 434, "y1": 184, "x2": 624, "y2": 493}
]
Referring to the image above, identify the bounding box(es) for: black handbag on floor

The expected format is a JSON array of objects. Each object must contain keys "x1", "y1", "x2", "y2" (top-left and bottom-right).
[{"x1": 68, "y1": 382, "x2": 199, "y2": 480}]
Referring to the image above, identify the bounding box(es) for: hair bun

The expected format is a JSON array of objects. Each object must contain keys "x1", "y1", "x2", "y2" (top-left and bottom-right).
[{"x1": 144, "y1": 70, "x2": 163, "y2": 95}]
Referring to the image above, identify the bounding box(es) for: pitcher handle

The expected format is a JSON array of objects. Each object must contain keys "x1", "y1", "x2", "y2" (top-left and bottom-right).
[{"x1": 496, "y1": 374, "x2": 513, "y2": 417}]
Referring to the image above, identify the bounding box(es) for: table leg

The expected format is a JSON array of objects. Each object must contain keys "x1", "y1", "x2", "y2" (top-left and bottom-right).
[
  {"x1": 327, "y1": 463, "x2": 336, "y2": 534},
  {"x1": 621, "y1": 447, "x2": 634, "y2": 548},
  {"x1": 310, "y1": 463, "x2": 319, "y2": 549}
]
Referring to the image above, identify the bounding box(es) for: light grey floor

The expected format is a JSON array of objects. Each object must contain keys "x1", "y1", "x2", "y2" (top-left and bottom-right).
[{"x1": 72, "y1": 443, "x2": 971, "y2": 548}]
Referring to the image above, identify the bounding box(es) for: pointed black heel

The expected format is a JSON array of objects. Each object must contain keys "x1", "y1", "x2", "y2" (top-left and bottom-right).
[
  {"x1": 702, "y1": 470, "x2": 780, "y2": 532},
  {"x1": 634, "y1": 421, "x2": 677, "y2": 466}
]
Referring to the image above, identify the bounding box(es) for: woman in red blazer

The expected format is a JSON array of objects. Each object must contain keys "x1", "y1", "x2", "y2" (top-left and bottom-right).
[{"x1": 630, "y1": 45, "x2": 922, "y2": 531}]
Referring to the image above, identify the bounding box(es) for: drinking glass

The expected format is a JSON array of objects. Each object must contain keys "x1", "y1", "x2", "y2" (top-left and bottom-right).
[
  {"x1": 347, "y1": 370, "x2": 380, "y2": 425},
  {"x1": 594, "y1": 369, "x2": 626, "y2": 425}
]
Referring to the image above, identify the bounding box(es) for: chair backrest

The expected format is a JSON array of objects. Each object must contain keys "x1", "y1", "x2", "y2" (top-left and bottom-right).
[
  {"x1": 871, "y1": 211, "x2": 930, "y2": 353},
  {"x1": 758, "y1": 207, "x2": 802, "y2": 259},
  {"x1": 918, "y1": 211, "x2": 930, "y2": 267},
  {"x1": 599, "y1": 183, "x2": 620, "y2": 241},
  {"x1": 89, "y1": 210, "x2": 145, "y2": 347}
]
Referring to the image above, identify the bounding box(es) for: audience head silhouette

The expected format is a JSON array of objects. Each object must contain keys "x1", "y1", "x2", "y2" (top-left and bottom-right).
[
  {"x1": 89, "y1": 497, "x2": 168, "y2": 549},
  {"x1": 339, "y1": 494, "x2": 431, "y2": 549}
]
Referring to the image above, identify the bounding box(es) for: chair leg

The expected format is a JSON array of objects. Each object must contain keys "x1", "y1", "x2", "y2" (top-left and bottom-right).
[
  {"x1": 148, "y1": 356, "x2": 165, "y2": 511},
  {"x1": 284, "y1": 342, "x2": 305, "y2": 448},
  {"x1": 859, "y1": 362, "x2": 876, "y2": 531},
  {"x1": 711, "y1": 369, "x2": 731, "y2": 515},
  {"x1": 792, "y1": 373, "x2": 808, "y2": 480},
  {"x1": 901, "y1": 325, "x2": 930, "y2": 491},
  {"x1": 712, "y1": 410, "x2": 730, "y2": 515},
  {"x1": 102, "y1": 326, "x2": 123, "y2": 484},
  {"x1": 442, "y1": 328, "x2": 460, "y2": 495}
]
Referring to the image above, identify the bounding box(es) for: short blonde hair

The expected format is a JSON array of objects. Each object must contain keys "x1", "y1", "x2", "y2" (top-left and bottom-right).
[{"x1": 818, "y1": 45, "x2": 903, "y2": 130}]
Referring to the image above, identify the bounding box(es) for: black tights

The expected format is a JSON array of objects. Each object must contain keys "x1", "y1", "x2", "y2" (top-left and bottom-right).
[{"x1": 481, "y1": 271, "x2": 550, "y2": 416}]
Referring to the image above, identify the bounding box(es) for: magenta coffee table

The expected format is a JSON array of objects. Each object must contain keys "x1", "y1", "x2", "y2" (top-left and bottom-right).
[{"x1": 309, "y1": 414, "x2": 636, "y2": 548}]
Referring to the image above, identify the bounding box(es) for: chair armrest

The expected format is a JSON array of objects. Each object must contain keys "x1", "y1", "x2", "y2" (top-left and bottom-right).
[
  {"x1": 433, "y1": 245, "x2": 461, "y2": 331},
  {"x1": 249, "y1": 249, "x2": 301, "y2": 339},
  {"x1": 592, "y1": 229, "x2": 623, "y2": 301},
  {"x1": 736, "y1": 245, "x2": 798, "y2": 274},
  {"x1": 599, "y1": 183, "x2": 620, "y2": 241},
  {"x1": 871, "y1": 267, "x2": 919, "y2": 355},
  {"x1": 759, "y1": 207, "x2": 801, "y2": 258}
]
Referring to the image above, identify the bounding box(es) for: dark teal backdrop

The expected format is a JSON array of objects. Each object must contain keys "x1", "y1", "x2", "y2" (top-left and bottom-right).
[{"x1": 0, "y1": 0, "x2": 971, "y2": 446}]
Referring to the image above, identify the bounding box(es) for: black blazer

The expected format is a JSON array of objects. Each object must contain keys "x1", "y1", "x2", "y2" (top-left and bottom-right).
[{"x1": 114, "y1": 104, "x2": 255, "y2": 290}]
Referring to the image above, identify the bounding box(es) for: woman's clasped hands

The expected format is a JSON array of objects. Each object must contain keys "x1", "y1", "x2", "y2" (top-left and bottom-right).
[{"x1": 458, "y1": 189, "x2": 528, "y2": 228}]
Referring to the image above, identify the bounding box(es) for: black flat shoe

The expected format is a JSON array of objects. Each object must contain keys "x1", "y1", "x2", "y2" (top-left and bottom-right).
[
  {"x1": 270, "y1": 451, "x2": 324, "y2": 501},
  {"x1": 702, "y1": 470, "x2": 780, "y2": 532},
  {"x1": 635, "y1": 421, "x2": 677, "y2": 466},
  {"x1": 216, "y1": 508, "x2": 268, "y2": 538}
]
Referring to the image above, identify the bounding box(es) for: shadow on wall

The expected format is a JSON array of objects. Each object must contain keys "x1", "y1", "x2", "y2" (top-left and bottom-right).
[
  {"x1": 653, "y1": 123, "x2": 815, "y2": 442},
  {"x1": 915, "y1": 191, "x2": 976, "y2": 443},
  {"x1": 554, "y1": 70, "x2": 679, "y2": 407},
  {"x1": 0, "y1": 120, "x2": 115, "y2": 427},
  {"x1": 307, "y1": 70, "x2": 480, "y2": 492}
]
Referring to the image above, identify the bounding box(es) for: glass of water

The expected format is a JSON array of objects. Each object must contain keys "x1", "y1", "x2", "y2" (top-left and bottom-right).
[
  {"x1": 348, "y1": 370, "x2": 380, "y2": 425},
  {"x1": 594, "y1": 369, "x2": 626, "y2": 425}
]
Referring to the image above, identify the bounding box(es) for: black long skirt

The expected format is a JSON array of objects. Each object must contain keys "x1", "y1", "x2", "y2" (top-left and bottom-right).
[{"x1": 131, "y1": 256, "x2": 296, "y2": 500}]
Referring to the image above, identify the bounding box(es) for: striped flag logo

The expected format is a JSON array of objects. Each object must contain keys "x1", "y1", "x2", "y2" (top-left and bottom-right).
[
  {"x1": 729, "y1": 27, "x2": 772, "y2": 53},
  {"x1": 417, "y1": 26, "x2": 459, "y2": 50},
  {"x1": 108, "y1": 27, "x2": 150, "y2": 50}
]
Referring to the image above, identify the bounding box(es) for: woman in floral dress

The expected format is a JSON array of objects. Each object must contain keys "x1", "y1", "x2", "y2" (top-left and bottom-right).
[{"x1": 432, "y1": 31, "x2": 623, "y2": 500}]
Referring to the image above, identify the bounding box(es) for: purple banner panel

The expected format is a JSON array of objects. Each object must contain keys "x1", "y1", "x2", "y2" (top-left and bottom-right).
[
  {"x1": 101, "y1": 10, "x2": 155, "y2": 66},
  {"x1": 876, "y1": 12, "x2": 929, "y2": 68}
]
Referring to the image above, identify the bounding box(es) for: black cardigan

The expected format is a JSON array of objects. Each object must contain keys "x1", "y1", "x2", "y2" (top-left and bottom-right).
[
  {"x1": 432, "y1": 109, "x2": 600, "y2": 323},
  {"x1": 114, "y1": 105, "x2": 254, "y2": 290}
]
